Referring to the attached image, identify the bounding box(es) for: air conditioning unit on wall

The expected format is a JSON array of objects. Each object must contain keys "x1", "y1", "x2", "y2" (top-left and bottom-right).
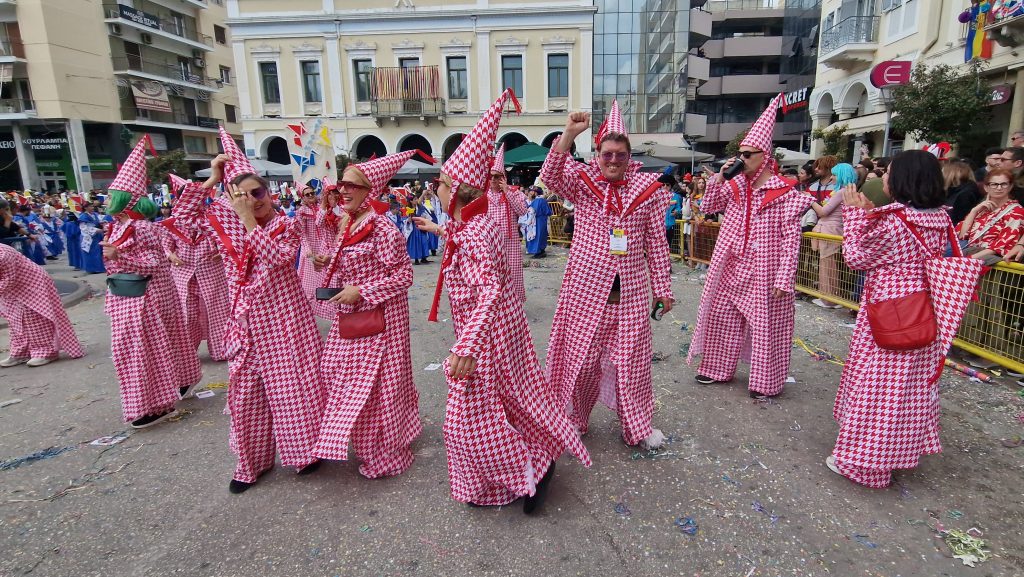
[
  {"x1": 193, "y1": 58, "x2": 206, "y2": 68},
  {"x1": 109, "y1": 23, "x2": 123, "y2": 35},
  {"x1": 141, "y1": 33, "x2": 153, "y2": 44}
]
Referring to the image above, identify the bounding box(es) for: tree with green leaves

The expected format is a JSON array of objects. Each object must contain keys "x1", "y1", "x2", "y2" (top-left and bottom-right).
[
  {"x1": 890, "y1": 61, "x2": 992, "y2": 160},
  {"x1": 145, "y1": 148, "x2": 190, "y2": 187},
  {"x1": 811, "y1": 123, "x2": 849, "y2": 158}
]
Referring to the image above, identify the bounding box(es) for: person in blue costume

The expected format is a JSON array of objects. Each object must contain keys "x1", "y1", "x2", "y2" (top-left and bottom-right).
[
  {"x1": 525, "y1": 186, "x2": 552, "y2": 259},
  {"x1": 62, "y1": 210, "x2": 82, "y2": 269},
  {"x1": 13, "y1": 206, "x2": 46, "y2": 265},
  {"x1": 39, "y1": 208, "x2": 64, "y2": 259},
  {"x1": 422, "y1": 186, "x2": 441, "y2": 256},
  {"x1": 406, "y1": 194, "x2": 432, "y2": 265},
  {"x1": 77, "y1": 202, "x2": 107, "y2": 274}
]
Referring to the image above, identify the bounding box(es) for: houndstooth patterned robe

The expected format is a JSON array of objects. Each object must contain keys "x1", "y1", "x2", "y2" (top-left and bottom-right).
[
  {"x1": 161, "y1": 218, "x2": 231, "y2": 361},
  {"x1": 540, "y1": 150, "x2": 674, "y2": 445},
  {"x1": 832, "y1": 204, "x2": 983, "y2": 488},
  {"x1": 0, "y1": 243, "x2": 84, "y2": 360},
  {"x1": 312, "y1": 211, "x2": 421, "y2": 477},
  {"x1": 687, "y1": 172, "x2": 814, "y2": 396},
  {"x1": 105, "y1": 219, "x2": 201, "y2": 422},
  {"x1": 487, "y1": 184, "x2": 528, "y2": 302},
  {"x1": 174, "y1": 182, "x2": 325, "y2": 482},
  {"x1": 439, "y1": 198, "x2": 591, "y2": 505},
  {"x1": 296, "y1": 204, "x2": 336, "y2": 320}
]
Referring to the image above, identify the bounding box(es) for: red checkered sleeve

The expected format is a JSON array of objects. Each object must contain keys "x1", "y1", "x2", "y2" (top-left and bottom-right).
[
  {"x1": 841, "y1": 205, "x2": 905, "y2": 270},
  {"x1": 359, "y1": 223, "x2": 413, "y2": 307},
  {"x1": 171, "y1": 182, "x2": 212, "y2": 232},
  {"x1": 248, "y1": 218, "x2": 301, "y2": 267},
  {"x1": 449, "y1": 232, "x2": 501, "y2": 360},
  {"x1": 540, "y1": 148, "x2": 581, "y2": 205},
  {"x1": 111, "y1": 231, "x2": 163, "y2": 276},
  {"x1": 645, "y1": 187, "x2": 674, "y2": 300},
  {"x1": 773, "y1": 193, "x2": 815, "y2": 294},
  {"x1": 700, "y1": 175, "x2": 732, "y2": 215},
  {"x1": 506, "y1": 186, "x2": 529, "y2": 217},
  {"x1": 0, "y1": 249, "x2": 15, "y2": 293}
]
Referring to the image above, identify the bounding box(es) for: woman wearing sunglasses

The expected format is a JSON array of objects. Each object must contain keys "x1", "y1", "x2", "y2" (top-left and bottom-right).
[
  {"x1": 311, "y1": 150, "x2": 423, "y2": 479},
  {"x1": 689, "y1": 94, "x2": 815, "y2": 399},
  {"x1": 294, "y1": 181, "x2": 334, "y2": 320},
  {"x1": 172, "y1": 130, "x2": 326, "y2": 494}
]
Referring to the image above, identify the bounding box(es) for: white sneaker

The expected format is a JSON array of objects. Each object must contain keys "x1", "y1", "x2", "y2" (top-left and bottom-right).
[
  {"x1": 825, "y1": 455, "x2": 842, "y2": 475},
  {"x1": 639, "y1": 428, "x2": 667, "y2": 451},
  {"x1": 0, "y1": 356, "x2": 29, "y2": 368},
  {"x1": 812, "y1": 298, "x2": 842, "y2": 309},
  {"x1": 26, "y1": 357, "x2": 53, "y2": 367}
]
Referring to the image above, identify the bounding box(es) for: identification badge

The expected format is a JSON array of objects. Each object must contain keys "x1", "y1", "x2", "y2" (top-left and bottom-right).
[{"x1": 610, "y1": 228, "x2": 628, "y2": 255}]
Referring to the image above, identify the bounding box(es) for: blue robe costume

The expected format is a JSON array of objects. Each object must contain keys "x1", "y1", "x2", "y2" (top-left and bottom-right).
[
  {"x1": 63, "y1": 214, "x2": 82, "y2": 269},
  {"x1": 77, "y1": 211, "x2": 107, "y2": 273},
  {"x1": 525, "y1": 196, "x2": 552, "y2": 255},
  {"x1": 40, "y1": 217, "x2": 64, "y2": 257},
  {"x1": 407, "y1": 204, "x2": 432, "y2": 261},
  {"x1": 424, "y1": 199, "x2": 440, "y2": 252},
  {"x1": 13, "y1": 214, "x2": 46, "y2": 265}
]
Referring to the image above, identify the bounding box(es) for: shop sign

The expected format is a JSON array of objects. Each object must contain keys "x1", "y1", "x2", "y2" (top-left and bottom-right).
[
  {"x1": 36, "y1": 160, "x2": 62, "y2": 170},
  {"x1": 0, "y1": 140, "x2": 15, "y2": 149},
  {"x1": 89, "y1": 158, "x2": 115, "y2": 171},
  {"x1": 870, "y1": 60, "x2": 912, "y2": 88},
  {"x1": 118, "y1": 5, "x2": 160, "y2": 30},
  {"x1": 130, "y1": 81, "x2": 172, "y2": 113},
  {"x1": 23, "y1": 137, "x2": 68, "y2": 151},
  {"x1": 780, "y1": 87, "x2": 811, "y2": 114},
  {"x1": 989, "y1": 85, "x2": 1013, "y2": 106}
]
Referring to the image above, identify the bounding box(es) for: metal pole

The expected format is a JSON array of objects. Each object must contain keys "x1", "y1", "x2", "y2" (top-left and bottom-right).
[{"x1": 881, "y1": 87, "x2": 892, "y2": 157}]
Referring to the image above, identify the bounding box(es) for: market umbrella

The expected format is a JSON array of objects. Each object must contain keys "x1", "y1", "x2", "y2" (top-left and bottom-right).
[
  {"x1": 503, "y1": 142, "x2": 552, "y2": 165},
  {"x1": 775, "y1": 146, "x2": 812, "y2": 166},
  {"x1": 195, "y1": 158, "x2": 293, "y2": 178},
  {"x1": 395, "y1": 158, "x2": 441, "y2": 179},
  {"x1": 640, "y1": 143, "x2": 713, "y2": 163},
  {"x1": 631, "y1": 154, "x2": 674, "y2": 173}
]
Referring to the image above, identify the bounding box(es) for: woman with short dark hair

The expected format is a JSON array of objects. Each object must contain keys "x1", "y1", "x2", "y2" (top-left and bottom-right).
[{"x1": 828, "y1": 150, "x2": 983, "y2": 488}]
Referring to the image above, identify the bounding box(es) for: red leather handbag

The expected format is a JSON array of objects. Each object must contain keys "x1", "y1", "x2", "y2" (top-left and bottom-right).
[{"x1": 336, "y1": 307, "x2": 386, "y2": 339}]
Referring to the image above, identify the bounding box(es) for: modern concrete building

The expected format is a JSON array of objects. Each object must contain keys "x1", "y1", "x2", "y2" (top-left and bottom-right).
[
  {"x1": 0, "y1": 0, "x2": 241, "y2": 192},
  {"x1": 226, "y1": 0, "x2": 597, "y2": 167},
  {"x1": 810, "y1": 0, "x2": 1024, "y2": 159},
  {"x1": 780, "y1": 0, "x2": 822, "y2": 150}
]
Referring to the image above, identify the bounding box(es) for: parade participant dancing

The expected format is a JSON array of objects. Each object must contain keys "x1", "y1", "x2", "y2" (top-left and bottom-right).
[
  {"x1": 173, "y1": 128, "x2": 325, "y2": 493},
  {"x1": 78, "y1": 202, "x2": 107, "y2": 274},
  {"x1": 161, "y1": 173, "x2": 231, "y2": 362},
  {"x1": 416, "y1": 89, "x2": 590, "y2": 513},
  {"x1": 540, "y1": 100, "x2": 674, "y2": 449},
  {"x1": 486, "y1": 144, "x2": 528, "y2": 301},
  {"x1": 295, "y1": 181, "x2": 334, "y2": 320},
  {"x1": 0, "y1": 243, "x2": 84, "y2": 368},
  {"x1": 312, "y1": 150, "x2": 429, "y2": 477},
  {"x1": 829, "y1": 151, "x2": 983, "y2": 488},
  {"x1": 688, "y1": 94, "x2": 814, "y2": 398},
  {"x1": 102, "y1": 139, "x2": 201, "y2": 428}
]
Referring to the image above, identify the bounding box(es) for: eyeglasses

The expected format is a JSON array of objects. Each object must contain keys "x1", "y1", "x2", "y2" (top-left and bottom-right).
[
  {"x1": 338, "y1": 181, "x2": 370, "y2": 191},
  {"x1": 739, "y1": 151, "x2": 764, "y2": 159},
  {"x1": 249, "y1": 187, "x2": 268, "y2": 200},
  {"x1": 986, "y1": 182, "x2": 1012, "y2": 189},
  {"x1": 302, "y1": 192, "x2": 316, "y2": 198},
  {"x1": 599, "y1": 152, "x2": 629, "y2": 162}
]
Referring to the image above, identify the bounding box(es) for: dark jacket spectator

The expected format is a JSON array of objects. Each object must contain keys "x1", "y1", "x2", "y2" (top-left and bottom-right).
[{"x1": 942, "y1": 161, "x2": 981, "y2": 225}]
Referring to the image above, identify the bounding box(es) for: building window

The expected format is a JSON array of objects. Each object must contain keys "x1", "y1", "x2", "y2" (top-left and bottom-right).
[
  {"x1": 354, "y1": 59, "x2": 371, "y2": 102},
  {"x1": 885, "y1": 0, "x2": 917, "y2": 39},
  {"x1": 225, "y1": 104, "x2": 237, "y2": 123},
  {"x1": 259, "y1": 62, "x2": 280, "y2": 104},
  {"x1": 301, "y1": 61, "x2": 322, "y2": 103},
  {"x1": 399, "y1": 57, "x2": 420, "y2": 69},
  {"x1": 214, "y1": 25, "x2": 227, "y2": 45},
  {"x1": 501, "y1": 55, "x2": 523, "y2": 97},
  {"x1": 184, "y1": 136, "x2": 208, "y2": 154},
  {"x1": 219, "y1": 65, "x2": 231, "y2": 84},
  {"x1": 447, "y1": 56, "x2": 467, "y2": 99},
  {"x1": 547, "y1": 53, "x2": 569, "y2": 98}
]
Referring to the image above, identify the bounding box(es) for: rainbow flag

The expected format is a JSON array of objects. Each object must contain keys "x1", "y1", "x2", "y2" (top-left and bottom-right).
[{"x1": 965, "y1": 1, "x2": 994, "y2": 62}]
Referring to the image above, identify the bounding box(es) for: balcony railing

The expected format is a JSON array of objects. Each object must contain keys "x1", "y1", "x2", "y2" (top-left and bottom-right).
[
  {"x1": 0, "y1": 98, "x2": 35, "y2": 113},
  {"x1": 821, "y1": 16, "x2": 879, "y2": 54},
  {"x1": 112, "y1": 56, "x2": 219, "y2": 90},
  {"x1": 121, "y1": 106, "x2": 219, "y2": 129},
  {"x1": 103, "y1": 2, "x2": 210, "y2": 46},
  {"x1": 369, "y1": 65, "x2": 445, "y2": 120},
  {"x1": 706, "y1": 0, "x2": 784, "y2": 11}
]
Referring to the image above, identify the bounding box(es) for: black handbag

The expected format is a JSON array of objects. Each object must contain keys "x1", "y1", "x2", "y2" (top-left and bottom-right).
[{"x1": 107, "y1": 273, "x2": 151, "y2": 297}]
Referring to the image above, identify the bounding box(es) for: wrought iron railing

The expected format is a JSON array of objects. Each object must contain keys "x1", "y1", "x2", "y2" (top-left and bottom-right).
[
  {"x1": 112, "y1": 56, "x2": 219, "y2": 89},
  {"x1": 821, "y1": 16, "x2": 880, "y2": 54},
  {"x1": 370, "y1": 65, "x2": 445, "y2": 118}
]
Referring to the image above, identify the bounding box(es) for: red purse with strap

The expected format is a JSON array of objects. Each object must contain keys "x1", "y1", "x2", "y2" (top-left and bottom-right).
[{"x1": 864, "y1": 210, "x2": 956, "y2": 351}]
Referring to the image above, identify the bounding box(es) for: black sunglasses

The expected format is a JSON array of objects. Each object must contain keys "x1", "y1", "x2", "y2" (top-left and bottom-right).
[
  {"x1": 249, "y1": 187, "x2": 268, "y2": 200},
  {"x1": 739, "y1": 151, "x2": 764, "y2": 159}
]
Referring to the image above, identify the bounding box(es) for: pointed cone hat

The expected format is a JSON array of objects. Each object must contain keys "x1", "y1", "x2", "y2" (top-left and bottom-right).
[
  {"x1": 443, "y1": 87, "x2": 521, "y2": 194},
  {"x1": 595, "y1": 99, "x2": 627, "y2": 147},
  {"x1": 490, "y1": 143, "x2": 506, "y2": 174},
  {"x1": 168, "y1": 173, "x2": 190, "y2": 193},
  {"x1": 219, "y1": 126, "x2": 256, "y2": 184},
  {"x1": 355, "y1": 149, "x2": 435, "y2": 196},
  {"x1": 108, "y1": 137, "x2": 150, "y2": 205},
  {"x1": 740, "y1": 93, "x2": 783, "y2": 152}
]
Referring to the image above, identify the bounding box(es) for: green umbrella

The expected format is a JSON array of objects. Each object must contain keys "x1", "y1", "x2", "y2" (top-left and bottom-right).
[{"x1": 502, "y1": 142, "x2": 551, "y2": 165}]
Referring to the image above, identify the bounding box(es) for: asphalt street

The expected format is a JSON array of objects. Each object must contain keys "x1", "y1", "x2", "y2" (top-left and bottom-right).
[{"x1": 1, "y1": 250, "x2": 1022, "y2": 577}]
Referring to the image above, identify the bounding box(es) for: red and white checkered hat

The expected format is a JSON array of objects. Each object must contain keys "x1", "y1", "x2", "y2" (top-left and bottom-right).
[
  {"x1": 443, "y1": 88, "x2": 521, "y2": 193},
  {"x1": 595, "y1": 99, "x2": 627, "y2": 148},
  {"x1": 108, "y1": 137, "x2": 149, "y2": 205},
  {"x1": 354, "y1": 149, "x2": 435, "y2": 196},
  {"x1": 740, "y1": 93, "x2": 783, "y2": 152},
  {"x1": 219, "y1": 126, "x2": 256, "y2": 183},
  {"x1": 168, "y1": 173, "x2": 190, "y2": 193},
  {"x1": 490, "y1": 143, "x2": 506, "y2": 174}
]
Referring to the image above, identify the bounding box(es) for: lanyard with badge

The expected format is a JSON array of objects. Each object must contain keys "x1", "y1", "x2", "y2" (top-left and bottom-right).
[{"x1": 610, "y1": 227, "x2": 627, "y2": 255}]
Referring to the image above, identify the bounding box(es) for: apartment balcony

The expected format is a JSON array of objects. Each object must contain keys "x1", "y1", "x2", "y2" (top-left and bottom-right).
[
  {"x1": 688, "y1": 53, "x2": 710, "y2": 83},
  {"x1": 104, "y1": 3, "x2": 213, "y2": 53},
  {"x1": 112, "y1": 56, "x2": 220, "y2": 93},
  {"x1": 819, "y1": 16, "x2": 879, "y2": 71},
  {"x1": 0, "y1": 97, "x2": 36, "y2": 119},
  {"x1": 121, "y1": 106, "x2": 220, "y2": 132},
  {"x1": 723, "y1": 35, "x2": 783, "y2": 58},
  {"x1": 0, "y1": 2, "x2": 15, "y2": 23},
  {"x1": 698, "y1": 74, "x2": 783, "y2": 96},
  {"x1": 690, "y1": 8, "x2": 712, "y2": 41},
  {"x1": 0, "y1": 37, "x2": 24, "y2": 61},
  {"x1": 985, "y1": 12, "x2": 1024, "y2": 48},
  {"x1": 369, "y1": 66, "x2": 446, "y2": 126},
  {"x1": 181, "y1": 0, "x2": 208, "y2": 8}
]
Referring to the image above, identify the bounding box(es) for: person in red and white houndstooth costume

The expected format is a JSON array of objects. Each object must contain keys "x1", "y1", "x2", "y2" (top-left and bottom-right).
[
  {"x1": 416, "y1": 89, "x2": 590, "y2": 513},
  {"x1": 540, "y1": 100, "x2": 674, "y2": 450},
  {"x1": 160, "y1": 213, "x2": 231, "y2": 362},
  {"x1": 829, "y1": 151, "x2": 983, "y2": 488},
  {"x1": 311, "y1": 150, "x2": 427, "y2": 478},
  {"x1": 0, "y1": 243, "x2": 84, "y2": 368},
  {"x1": 486, "y1": 143, "x2": 528, "y2": 302},
  {"x1": 102, "y1": 138, "x2": 202, "y2": 429},
  {"x1": 688, "y1": 94, "x2": 814, "y2": 398},
  {"x1": 294, "y1": 181, "x2": 335, "y2": 321},
  {"x1": 172, "y1": 127, "x2": 325, "y2": 494}
]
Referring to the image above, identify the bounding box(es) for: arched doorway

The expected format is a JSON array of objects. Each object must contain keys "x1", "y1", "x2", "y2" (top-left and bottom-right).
[
  {"x1": 398, "y1": 134, "x2": 433, "y2": 157},
  {"x1": 264, "y1": 136, "x2": 290, "y2": 165},
  {"x1": 542, "y1": 131, "x2": 576, "y2": 154},
  {"x1": 442, "y1": 133, "x2": 465, "y2": 161},
  {"x1": 353, "y1": 135, "x2": 387, "y2": 160},
  {"x1": 498, "y1": 132, "x2": 528, "y2": 151}
]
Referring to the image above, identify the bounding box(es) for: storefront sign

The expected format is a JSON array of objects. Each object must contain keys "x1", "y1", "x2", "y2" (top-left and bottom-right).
[
  {"x1": 118, "y1": 5, "x2": 160, "y2": 30},
  {"x1": 89, "y1": 159, "x2": 115, "y2": 171},
  {"x1": 197, "y1": 116, "x2": 220, "y2": 129},
  {"x1": 36, "y1": 160, "x2": 62, "y2": 170},
  {"x1": 780, "y1": 87, "x2": 811, "y2": 114},
  {"x1": 870, "y1": 60, "x2": 912, "y2": 88},
  {"x1": 989, "y1": 85, "x2": 1013, "y2": 106},
  {"x1": 0, "y1": 140, "x2": 15, "y2": 149},
  {"x1": 130, "y1": 80, "x2": 172, "y2": 113},
  {"x1": 23, "y1": 138, "x2": 68, "y2": 151}
]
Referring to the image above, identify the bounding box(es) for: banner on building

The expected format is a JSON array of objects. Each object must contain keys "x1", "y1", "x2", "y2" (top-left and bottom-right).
[{"x1": 130, "y1": 80, "x2": 172, "y2": 113}]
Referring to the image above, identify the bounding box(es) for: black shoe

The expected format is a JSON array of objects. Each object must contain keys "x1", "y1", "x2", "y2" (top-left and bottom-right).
[
  {"x1": 531, "y1": 252, "x2": 547, "y2": 260},
  {"x1": 229, "y1": 479, "x2": 255, "y2": 494},
  {"x1": 431, "y1": 250, "x2": 437, "y2": 256},
  {"x1": 523, "y1": 462, "x2": 555, "y2": 515},
  {"x1": 749, "y1": 390, "x2": 779, "y2": 399},
  {"x1": 179, "y1": 382, "x2": 198, "y2": 399},
  {"x1": 422, "y1": 258, "x2": 431, "y2": 264},
  {"x1": 694, "y1": 375, "x2": 722, "y2": 385},
  {"x1": 130, "y1": 409, "x2": 178, "y2": 429},
  {"x1": 297, "y1": 460, "x2": 322, "y2": 475}
]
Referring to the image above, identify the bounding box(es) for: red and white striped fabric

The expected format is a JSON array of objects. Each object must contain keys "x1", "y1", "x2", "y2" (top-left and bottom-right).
[
  {"x1": 439, "y1": 197, "x2": 590, "y2": 505},
  {"x1": 312, "y1": 210, "x2": 421, "y2": 477},
  {"x1": 161, "y1": 217, "x2": 231, "y2": 361},
  {"x1": 0, "y1": 243, "x2": 84, "y2": 360},
  {"x1": 831, "y1": 204, "x2": 983, "y2": 488},
  {"x1": 687, "y1": 170, "x2": 813, "y2": 396},
  {"x1": 104, "y1": 218, "x2": 201, "y2": 422},
  {"x1": 741, "y1": 93, "x2": 783, "y2": 152},
  {"x1": 486, "y1": 180, "x2": 528, "y2": 302},
  {"x1": 540, "y1": 149, "x2": 674, "y2": 444},
  {"x1": 173, "y1": 181, "x2": 325, "y2": 483},
  {"x1": 218, "y1": 126, "x2": 257, "y2": 185}
]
